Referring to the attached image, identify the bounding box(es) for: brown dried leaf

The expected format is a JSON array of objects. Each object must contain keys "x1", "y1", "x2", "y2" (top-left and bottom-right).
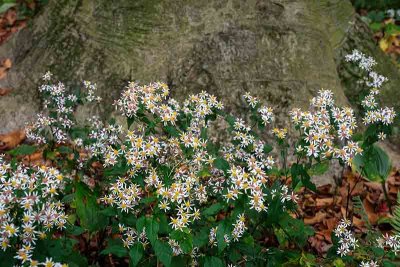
[
  {"x1": 0, "y1": 129, "x2": 26, "y2": 150},
  {"x1": 2, "y1": 58, "x2": 11, "y2": 69},
  {"x1": 0, "y1": 87, "x2": 12, "y2": 96},
  {"x1": 315, "y1": 197, "x2": 334, "y2": 207},
  {"x1": 363, "y1": 198, "x2": 379, "y2": 225},
  {"x1": 304, "y1": 211, "x2": 327, "y2": 225}
]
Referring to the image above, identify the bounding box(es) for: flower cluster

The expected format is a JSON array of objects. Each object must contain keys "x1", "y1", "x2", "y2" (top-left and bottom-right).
[
  {"x1": 359, "y1": 260, "x2": 379, "y2": 267},
  {"x1": 168, "y1": 239, "x2": 183, "y2": 256},
  {"x1": 83, "y1": 80, "x2": 102, "y2": 103},
  {"x1": 113, "y1": 81, "x2": 177, "y2": 125},
  {"x1": 334, "y1": 219, "x2": 358, "y2": 257},
  {"x1": 231, "y1": 213, "x2": 247, "y2": 241},
  {"x1": 208, "y1": 214, "x2": 247, "y2": 248},
  {"x1": 290, "y1": 90, "x2": 362, "y2": 165},
  {"x1": 0, "y1": 155, "x2": 68, "y2": 265},
  {"x1": 118, "y1": 224, "x2": 148, "y2": 249},
  {"x1": 101, "y1": 177, "x2": 143, "y2": 212},
  {"x1": 27, "y1": 73, "x2": 101, "y2": 145},
  {"x1": 272, "y1": 128, "x2": 287, "y2": 140},
  {"x1": 86, "y1": 117, "x2": 123, "y2": 158},
  {"x1": 345, "y1": 49, "x2": 397, "y2": 140},
  {"x1": 376, "y1": 233, "x2": 400, "y2": 255}
]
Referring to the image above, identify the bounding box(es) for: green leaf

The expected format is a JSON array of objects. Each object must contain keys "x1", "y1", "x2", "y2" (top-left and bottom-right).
[
  {"x1": 291, "y1": 163, "x2": 317, "y2": 192},
  {"x1": 136, "y1": 216, "x2": 146, "y2": 232},
  {"x1": 100, "y1": 241, "x2": 128, "y2": 258},
  {"x1": 153, "y1": 240, "x2": 172, "y2": 267},
  {"x1": 164, "y1": 125, "x2": 180, "y2": 137},
  {"x1": 193, "y1": 227, "x2": 209, "y2": 248},
  {"x1": 204, "y1": 256, "x2": 224, "y2": 267},
  {"x1": 308, "y1": 161, "x2": 329, "y2": 176},
  {"x1": 66, "y1": 224, "x2": 85, "y2": 236},
  {"x1": 8, "y1": 144, "x2": 36, "y2": 156},
  {"x1": 214, "y1": 157, "x2": 229, "y2": 173},
  {"x1": 263, "y1": 144, "x2": 273, "y2": 154},
  {"x1": 74, "y1": 182, "x2": 106, "y2": 232},
  {"x1": 129, "y1": 243, "x2": 144, "y2": 267},
  {"x1": 99, "y1": 206, "x2": 117, "y2": 217},
  {"x1": 145, "y1": 216, "x2": 160, "y2": 244},
  {"x1": 216, "y1": 221, "x2": 229, "y2": 252},
  {"x1": 202, "y1": 203, "x2": 223, "y2": 217},
  {"x1": 127, "y1": 116, "x2": 135, "y2": 129},
  {"x1": 352, "y1": 144, "x2": 392, "y2": 182},
  {"x1": 57, "y1": 146, "x2": 73, "y2": 154},
  {"x1": 170, "y1": 230, "x2": 192, "y2": 253}
]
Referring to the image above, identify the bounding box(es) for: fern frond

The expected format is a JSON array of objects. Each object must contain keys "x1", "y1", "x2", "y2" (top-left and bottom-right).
[
  {"x1": 390, "y1": 192, "x2": 400, "y2": 235},
  {"x1": 353, "y1": 196, "x2": 372, "y2": 230}
]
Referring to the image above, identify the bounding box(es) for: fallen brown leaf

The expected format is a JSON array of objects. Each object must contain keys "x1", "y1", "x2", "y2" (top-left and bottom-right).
[
  {"x1": 2, "y1": 58, "x2": 11, "y2": 69},
  {"x1": 0, "y1": 129, "x2": 26, "y2": 150},
  {"x1": 304, "y1": 211, "x2": 327, "y2": 225},
  {"x1": 315, "y1": 197, "x2": 334, "y2": 207},
  {"x1": 0, "y1": 87, "x2": 12, "y2": 96},
  {"x1": 363, "y1": 198, "x2": 379, "y2": 225}
]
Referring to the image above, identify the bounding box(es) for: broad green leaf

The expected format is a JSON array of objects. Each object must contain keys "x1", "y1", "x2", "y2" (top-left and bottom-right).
[
  {"x1": 8, "y1": 144, "x2": 36, "y2": 156},
  {"x1": 129, "y1": 243, "x2": 144, "y2": 266},
  {"x1": 263, "y1": 144, "x2": 273, "y2": 154},
  {"x1": 308, "y1": 161, "x2": 329, "y2": 176},
  {"x1": 136, "y1": 216, "x2": 146, "y2": 232},
  {"x1": 352, "y1": 144, "x2": 391, "y2": 182},
  {"x1": 170, "y1": 230, "x2": 192, "y2": 254},
  {"x1": 214, "y1": 157, "x2": 229, "y2": 173},
  {"x1": 193, "y1": 227, "x2": 209, "y2": 248},
  {"x1": 145, "y1": 217, "x2": 159, "y2": 244},
  {"x1": 153, "y1": 240, "x2": 172, "y2": 267},
  {"x1": 57, "y1": 146, "x2": 73, "y2": 154},
  {"x1": 204, "y1": 256, "x2": 224, "y2": 267},
  {"x1": 216, "y1": 221, "x2": 229, "y2": 252},
  {"x1": 202, "y1": 203, "x2": 223, "y2": 217},
  {"x1": 100, "y1": 241, "x2": 127, "y2": 258},
  {"x1": 66, "y1": 224, "x2": 85, "y2": 236},
  {"x1": 74, "y1": 182, "x2": 106, "y2": 232}
]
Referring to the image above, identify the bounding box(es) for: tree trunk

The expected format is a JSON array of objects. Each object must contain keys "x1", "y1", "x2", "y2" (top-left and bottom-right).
[{"x1": 0, "y1": 0, "x2": 398, "y2": 149}]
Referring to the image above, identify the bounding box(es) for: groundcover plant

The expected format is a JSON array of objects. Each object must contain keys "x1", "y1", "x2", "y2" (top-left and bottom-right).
[{"x1": 0, "y1": 50, "x2": 398, "y2": 266}]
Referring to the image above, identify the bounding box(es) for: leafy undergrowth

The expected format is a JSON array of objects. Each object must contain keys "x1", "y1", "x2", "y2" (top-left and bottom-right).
[
  {"x1": 353, "y1": 1, "x2": 400, "y2": 67},
  {"x1": 0, "y1": 50, "x2": 398, "y2": 266},
  {"x1": 300, "y1": 169, "x2": 400, "y2": 256}
]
